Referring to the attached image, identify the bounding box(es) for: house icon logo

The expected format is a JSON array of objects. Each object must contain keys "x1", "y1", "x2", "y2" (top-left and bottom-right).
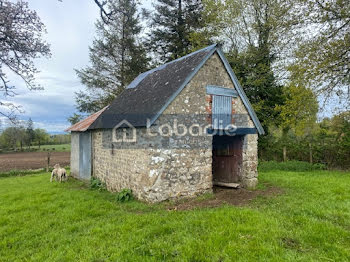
[{"x1": 112, "y1": 120, "x2": 137, "y2": 143}]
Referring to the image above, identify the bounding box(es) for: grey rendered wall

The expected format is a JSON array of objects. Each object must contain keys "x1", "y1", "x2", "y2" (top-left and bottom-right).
[
  {"x1": 70, "y1": 132, "x2": 80, "y2": 178},
  {"x1": 79, "y1": 132, "x2": 92, "y2": 180}
]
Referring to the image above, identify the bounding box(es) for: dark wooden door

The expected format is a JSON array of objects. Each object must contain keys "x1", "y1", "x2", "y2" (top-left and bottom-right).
[{"x1": 212, "y1": 135, "x2": 243, "y2": 183}]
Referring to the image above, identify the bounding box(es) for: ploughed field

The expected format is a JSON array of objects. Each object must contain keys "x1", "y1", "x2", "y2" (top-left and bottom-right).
[
  {"x1": 0, "y1": 151, "x2": 70, "y2": 171},
  {"x1": 0, "y1": 168, "x2": 350, "y2": 261}
]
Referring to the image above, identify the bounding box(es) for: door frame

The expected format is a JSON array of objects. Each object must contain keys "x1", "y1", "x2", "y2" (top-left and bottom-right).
[{"x1": 212, "y1": 135, "x2": 244, "y2": 184}]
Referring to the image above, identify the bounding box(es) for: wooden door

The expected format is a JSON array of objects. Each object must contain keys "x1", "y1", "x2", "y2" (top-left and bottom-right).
[{"x1": 212, "y1": 135, "x2": 243, "y2": 183}]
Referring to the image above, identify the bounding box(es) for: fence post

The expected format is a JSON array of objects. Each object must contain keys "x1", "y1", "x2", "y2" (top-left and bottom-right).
[
  {"x1": 283, "y1": 146, "x2": 287, "y2": 162},
  {"x1": 309, "y1": 142, "x2": 313, "y2": 164},
  {"x1": 46, "y1": 152, "x2": 51, "y2": 172}
]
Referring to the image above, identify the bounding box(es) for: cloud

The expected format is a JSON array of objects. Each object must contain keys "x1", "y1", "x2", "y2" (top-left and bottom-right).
[
  {"x1": 1, "y1": 0, "x2": 153, "y2": 133},
  {"x1": 1, "y1": 0, "x2": 99, "y2": 132}
]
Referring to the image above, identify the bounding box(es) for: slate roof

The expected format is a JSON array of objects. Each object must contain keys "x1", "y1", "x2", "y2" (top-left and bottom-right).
[
  {"x1": 88, "y1": 44, "x2": 217, "y2": 129},
  {"x1": 67, "y1": 44, "x2": 264, "y2": 135},
  {"x1": 65, "y1": 107, "x2": 107, "y2": 132}
]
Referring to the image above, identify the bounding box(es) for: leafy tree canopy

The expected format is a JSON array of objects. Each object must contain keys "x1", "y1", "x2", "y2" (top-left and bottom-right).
[{"x1": 288, "y1": 0, "x2": 350, "y2": 107}]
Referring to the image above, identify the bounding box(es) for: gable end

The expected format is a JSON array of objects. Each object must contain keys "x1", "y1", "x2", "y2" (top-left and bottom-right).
[
  {"x1": 147, "y1": 45, "x2": 217, "y2": 127},
  {"x1": 150, "y1": 48, "x2": 265, "y2": 135}
]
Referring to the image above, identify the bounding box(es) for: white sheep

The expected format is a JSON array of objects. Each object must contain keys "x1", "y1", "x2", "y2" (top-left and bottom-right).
[{"x1": 50, "y1": 164, "x2": 67, "y2": 182}]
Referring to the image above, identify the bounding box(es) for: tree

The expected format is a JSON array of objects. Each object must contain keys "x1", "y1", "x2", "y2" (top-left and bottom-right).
[
  {"x1": 93, "y1": 0, "x2": 115, "y2": 24},
  {"x1": 277, "y1": 85, "x2": 318, "y2": 136},
  {"x1": 0, "y1": 125, "x2": 26, "y2": 150},
  {"x1": 276, "y1": 85, "x2": 318, "y2": 161},
  {"x1": 200, "y1": 0, "x2": 298, "y2": 159},
  {"x1": 289, "y1": 0, "x2": 350, "y2": 107},
  {"x1": 202, "y1": 0, "x2": 299, "y2": 130},
  {"x1": 34, "y1": 128, "x2": 48, "y2": 148},
  {"x1": 75, "y1": 0, "x2": 149, "y2": 113},
  {"x1": 219, "y1": 0, "x2": 294, "y2": 132},
  {"x1": 16, "y1": 125, "x2": 27, "y2": 150},
  {"x1": 0, "y1": 0, "x2": 50, "y2": 121},
  {"x1": 26, "y1": 118, "x2": 35, "y2": 148},
  {"x1": 92, "y1": 0, "x2": 128, "y2": 24},
  {"x1": 0, "y1": 127, "x2": 19, "y2": 149},
  {"x1": 228, "y1": 46, "x2": 284, "y2": 131},
  {"x1": 147, "y1": 0, "x2": 205, "y2": 62},
  {"x1": 329, "y1": 111, "x2": 350, "y2": 166},
  {"x1": 68, "y1": 113, "x2": 83, "y2": 125}
]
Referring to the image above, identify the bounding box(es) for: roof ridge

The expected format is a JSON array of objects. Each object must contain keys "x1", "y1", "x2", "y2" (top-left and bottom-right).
[{"x1": 127, "y1": 44, "x2": 217, "y2": 89}]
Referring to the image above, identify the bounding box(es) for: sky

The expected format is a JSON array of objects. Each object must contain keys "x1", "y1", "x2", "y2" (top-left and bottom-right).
[
  {"x1": 1, "y1": 0, "x2": 152, "y2": 133},
  {"x1": 1, "y1": 0, "x2": 99, "y2": 133}
]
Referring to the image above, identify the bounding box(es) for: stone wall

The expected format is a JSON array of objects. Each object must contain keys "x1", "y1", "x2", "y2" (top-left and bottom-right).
[
  {"x1": 90, "y1": 52, "x2": 259, "y2": 202},
  {"x1": 242, "y1": 134, "x2": 258, "y2": 188},
  {"x1": 92, "y1": 129, "x2": 153, "y2": 200}
]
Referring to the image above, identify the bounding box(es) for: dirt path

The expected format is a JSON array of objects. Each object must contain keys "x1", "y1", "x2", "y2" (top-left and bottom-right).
[
  {"x1": 167, "y1": 184, "x2": 282, "y2": 210},
  {"x1": 0, "y1": 152, "x2": 70, "y2": 172}
]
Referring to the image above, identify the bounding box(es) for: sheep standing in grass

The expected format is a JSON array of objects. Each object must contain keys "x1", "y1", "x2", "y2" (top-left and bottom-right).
[{"x1": 50, "y1": 164, "x2": 67, "y2": 182}]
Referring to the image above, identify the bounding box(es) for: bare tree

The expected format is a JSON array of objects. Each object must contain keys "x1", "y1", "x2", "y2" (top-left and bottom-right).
[
  {"x1": 0, "y1": 0, "x2": 50, "y2": 121},
  {"x1": 93, "y1": 0, "x2": 128, "y2": 24}
]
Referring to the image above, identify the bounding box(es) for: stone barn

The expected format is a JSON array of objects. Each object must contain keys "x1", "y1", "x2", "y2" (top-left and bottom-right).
[{"x1": 66, "y1": 44, "x2": 264, "y2": 202}]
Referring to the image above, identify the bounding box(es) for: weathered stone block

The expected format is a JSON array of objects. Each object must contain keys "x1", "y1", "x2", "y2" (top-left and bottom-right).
[{"x1": 242, "y1": 178, "x2": 258, "y2": 189}]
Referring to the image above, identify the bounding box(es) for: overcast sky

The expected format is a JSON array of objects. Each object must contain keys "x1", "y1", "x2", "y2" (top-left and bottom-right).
[
  {"x1": 1, "y1": 0, "x2": 152, "y2": 133},
  {"x1": 1, "y1": 0, "x2": 98, "y2": 132}
]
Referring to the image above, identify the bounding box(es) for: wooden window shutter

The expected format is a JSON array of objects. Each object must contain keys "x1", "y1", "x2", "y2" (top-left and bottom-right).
[{"x1": 212, "y1": 95, "x2": 232, "y2": 129}]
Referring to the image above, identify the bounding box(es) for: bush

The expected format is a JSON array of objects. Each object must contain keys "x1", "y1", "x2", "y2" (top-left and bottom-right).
[
  {"x1": 259, "y1": 160, "x2": 326, "y2": 172},
  {"x1": 116, "y1": 189, "x2": 133, "y2": 202},
  {"x1": 90, "y1": 177, "x2": 105, "y2": 191}
]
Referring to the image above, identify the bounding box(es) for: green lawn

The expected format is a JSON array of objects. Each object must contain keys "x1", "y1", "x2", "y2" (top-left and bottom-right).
[{"x1": 0, "y1": 170, "x2": 350, "y2": 261}]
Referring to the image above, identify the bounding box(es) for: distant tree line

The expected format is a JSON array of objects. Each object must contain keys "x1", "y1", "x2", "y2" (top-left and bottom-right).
[
  {"x1": 261, "y1": 111, "x2": 350, "y2": 169},
  {"x1": 0, "y1": 118, "x2": 70, "y2": 152}
]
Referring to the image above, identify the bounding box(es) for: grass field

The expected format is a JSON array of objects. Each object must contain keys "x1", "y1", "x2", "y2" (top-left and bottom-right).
[
  {"x1": 29, "y1": 143, "x2": 71, "y2": 152},
  {"x1": 0, "y1": 169, "x2": 350, "y2": 261},
  {"x1": 0, "y1": 144, "x2": 71, "y2": 154}
]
